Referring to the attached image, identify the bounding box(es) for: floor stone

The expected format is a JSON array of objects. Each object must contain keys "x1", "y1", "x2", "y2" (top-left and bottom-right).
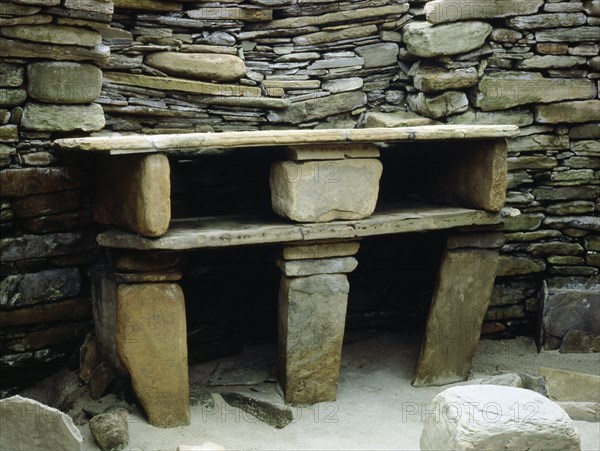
[
  {"x1": 420, "y1": 385, "x2": 580, "y2": 450},
  {"x1": 0, "y1": 395, "x2": 83, "y2": 451}
]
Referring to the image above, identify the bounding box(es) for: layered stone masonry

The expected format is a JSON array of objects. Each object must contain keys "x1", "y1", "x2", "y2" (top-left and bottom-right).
[
  {"x1": 0, "y1": 0, "x2": 110, "y2": 394},
  {"x1": 1, "y1": 0, "x2": 599, "y2": 391}
]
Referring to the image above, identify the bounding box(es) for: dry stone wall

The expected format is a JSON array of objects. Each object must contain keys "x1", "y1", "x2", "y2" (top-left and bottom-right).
[
  {"x1": 0, "y1": 0, "x2": 110, "y2": 394},
  {"x1": 1, "y1": 0, "x2": 599, "y2": 391}
]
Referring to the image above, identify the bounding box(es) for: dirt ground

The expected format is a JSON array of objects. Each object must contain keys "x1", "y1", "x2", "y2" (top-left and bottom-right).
[{"x1": 68, "y1": 329, "x2": 600, "y2": 451}]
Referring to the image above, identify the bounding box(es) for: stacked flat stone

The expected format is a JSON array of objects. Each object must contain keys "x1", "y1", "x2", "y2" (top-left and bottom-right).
[{"x1": 0, "y1": 0, "x2": 111, "y2": 393}]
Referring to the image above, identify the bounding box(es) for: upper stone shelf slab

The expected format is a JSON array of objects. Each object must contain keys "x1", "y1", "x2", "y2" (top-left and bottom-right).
[
  {"x1": 53, "y1": 125, "x2": 519, "y2": 155},
  {"x1": 96, "y1": 202, "x2": 501, "y2": 250}
]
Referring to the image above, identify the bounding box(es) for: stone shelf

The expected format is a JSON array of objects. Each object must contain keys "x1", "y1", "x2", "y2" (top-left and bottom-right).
[
  {"x1": 53, "y1": 125, "x2": 519, "y2": 154},
  {"x1": 96, "y1": 202, "x2": 501, "y2": 250}
]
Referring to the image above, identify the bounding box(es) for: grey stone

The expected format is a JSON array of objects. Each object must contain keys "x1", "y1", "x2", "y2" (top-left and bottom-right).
[
  {"x1": 544, "y1": 290, "x2": 600, "y2": 342},
  {"x1": 0, "y1": 231, "x2": 96, "y2": 262},
  {"x1": 425, "y1": 0, "x2": 543, "y2": 23},
  {"x1": 277, "y1": 257, "x2": 358, "y2": 277},
  {"x1": 516, "y1": 55, "x2": 587, "y2": 69},
  {"x1": 473, "y1": 72, "x2": 597, "y2": 111},
  {"x1": 544, "y1": 215, "x2": 600, "y2": 232},
  {"x1": 533, "y1": 186, "x2": 600, "y2": 201},
  {"x1": 457, "y1": 373, "x2": 524, "y2": 388},
  {"x1": 535, "y1": 100, "x2": 600, "y2": 123},
  {"x1": 527, "y1": 242, "x2": 584, "y2": 256},
  {"x1": 496, "y1": 255, "x2": 546, "y2": 276},
  {"x1": 507, "y1": 13, "x2": 587, "y2": 29},
  {"x1": 27, "y1": 62, "x2": 102, "y2": 104},
  {"x1": 570, "y1": 124, "x2": 600, "y2": 140},
  {"x1": 446, "y1": 109, "x2": 533, "y2": 126},
  {"x1": 491, "y1": 28, "x2": 523, "y2": 43},
  {"x1": 220, "y1": 393, "x2": 293, "y2": 429},
  {"x1": 421, "y1": 386, "x2": 580, "y2": 451},
  {"x1": 267, "y1": 91, "x2": 366, "y2": 124},
  {"x1": 270, "y1": 159, "x2": 382, "y2": 222},
  {"x1": 355, "y1": 43, "x2": 398, "y2": 68},
  {"x1": 322, "y1": 78, "x2": 363, "y2": 93},
  {"x1": 413, "y1": 66, "x2": 478, "y2": 93},
  {"x1": 308, "y1": 57, "x2": 364, "y2": 70},
  {"x1": 508, "y1": 134, "x2": 569, "y2": 152},
  {"x1": 547, "y1": 201, "x2": 596, "y2": 216},
  {"x1": 21, "y1": 103, "x2": 105, "y2": 132},
  {"x1": 0, "y1": 268, "x2": 82, "y2": 309},
  {"x1": 89, "y1": 408, "x2": 128, "y2": 451},
  {"x1": 0, "y1": 25, "x2": 102, "y2": 47},
  {"x1": 0, "y1": 63, "x2": 24, "y2": 88},
  {"x1": 0, "y1": 395, "x2": 83, "y2": 451},
  {"x1": 403, "y1": 21, "x2": 492, "y2": 57},
  {"x1": 0, "y1": 88, "x2": 27, "y2": 107},
  {"x1": 536, "y1": 26, "x2": 600, "y2": 42},
  {"x1": 407, "y1": 91, "x2": 468, "y2": 119}
]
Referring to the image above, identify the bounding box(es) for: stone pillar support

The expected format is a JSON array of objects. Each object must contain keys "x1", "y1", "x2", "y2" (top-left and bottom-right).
[
  {"x1": 413, "y1": 231, "x2": 504, "y2": 387},
  {"x1": 276, "y1": 241, "x2": 360, "y2": 405},
  {"x1": 93, "y1": 250, "x2": 189, "y2": 428}
]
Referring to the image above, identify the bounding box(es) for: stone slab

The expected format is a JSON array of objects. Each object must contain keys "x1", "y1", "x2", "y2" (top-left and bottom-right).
[
  {"x1": 0, "y1": 38, "x2": 109, "y2": 63},
  {"x1": 535, "y1": 100, "x2": 600, "y2": 123},
  {"x1": 53, "y1": 125, "x2": 520, "y2": 154},
  {"x1": 270, "y1": 159, "x2": 382, "y2": 222},
  {"x1": 0, "y1": 395, "x2": 83, "y2": 451},
  {"x1": 430, "y1": 139, "x2": 507, "y2": 212},
  {"x1": 414, "y1": 247, "x2": 499, "y2": 386},
  {"x1": 425, "y1": 0, "x2": 543, "y2": 23},
  {"x1": 0, "y1": 25, "x2": 101, "y2": 47},
  {"x1": 403, "y1": 21, "x2": 492, "y2": 57},
  {"x1": 277, "y1": 256, "x2": 358, "y2": 276},
  {"x1": 21, "y1": 102, "x2": 105, "y2": 132},
  {"x1": 145, "y1": 52, "x2": 246, "y2": 82},
  {"x1": 27, "y1": 62, "x2": 102, "y2": 104},
  {"x1": 540, "y1": 367, "x2": 600, "y2": 402},
  {"x1": 282, "y1": 241, "x2": 360, "y2": 260},
  {"x1": 95, "y1": 203, "x2": 502, "y2": 251},
  {"x1": 473, "y1": 72, "x2": 597, "y2": 111},
  {"x1": 116, "y1": 283, "x2": 189, "y2": 427},
  {"x1": 420, "y1": 386, "x2": 580, "y2": 450},
  {"x1": 93, "y1": 154, "x2": 170, "y2": 237},
  {"x1": 278, "y1": 274, "x2": 349, "y2": 404}
]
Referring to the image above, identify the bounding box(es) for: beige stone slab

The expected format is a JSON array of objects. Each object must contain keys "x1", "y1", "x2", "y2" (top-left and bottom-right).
[
  {"x1": 270, "y1": 159, "x2": 383, "y2": 222},
  {"x1": 430, "y1": 139, "x2": 508, "y2": 212},
  {"x1": 53, "y1": 125, "x2": 520, "y2": 154},
  {"x1": 102, "y1": 72, "x2": 262, "y2": 98},
  {"x1": 540, "y1": 367, "x2": 600, "y2": 402},
  {"x1": 96, "y1": 203, "x2": 502, "y2": 250},
  {"x1": 282, "y1": 241, "x2": 360, "y2": 260},
  {"x1": 278, "y1": 274, "x2": 349, "y2": 404},
  {"x1": 93, "y1": 154, "x2": 170, "y2": 237},
  {"x1": 286, "y1": 144, "x2": 380, "y2": 161},
  {"x1": 116, "y1": 283, "x2": 189, "y2": 427},
  {"x1": 413, "y1": 246, "x2": 499, "y2": 387}
]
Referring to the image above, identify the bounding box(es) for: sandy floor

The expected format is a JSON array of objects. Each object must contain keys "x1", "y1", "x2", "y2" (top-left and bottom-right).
[{"x1": 75, "y1": 330, "x2": 600, "y2": 451}]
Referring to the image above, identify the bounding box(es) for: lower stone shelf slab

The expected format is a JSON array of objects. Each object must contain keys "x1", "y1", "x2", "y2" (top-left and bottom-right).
[{"x1": 97, "y1": 202, "x2": 501, "y2": 250}]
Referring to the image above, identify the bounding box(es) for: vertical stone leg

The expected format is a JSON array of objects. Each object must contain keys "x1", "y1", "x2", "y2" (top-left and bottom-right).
[
  {"x1": 413, "y1": 232, "x2": 504, "y2": 387},
  {"x1": 109, "y1": 250, "x2": 190, "y2": 428},
  {"x1": 276, "y1": 241, "x2": 360, "y2": 405}
]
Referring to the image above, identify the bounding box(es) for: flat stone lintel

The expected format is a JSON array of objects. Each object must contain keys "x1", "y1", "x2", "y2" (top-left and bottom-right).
[
  {"x1": 277, "y1": 256, "x2": 358, "y2": 277},
  {"x1": 282, "y1": 241, "x2": 361, "y2": 260}
]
